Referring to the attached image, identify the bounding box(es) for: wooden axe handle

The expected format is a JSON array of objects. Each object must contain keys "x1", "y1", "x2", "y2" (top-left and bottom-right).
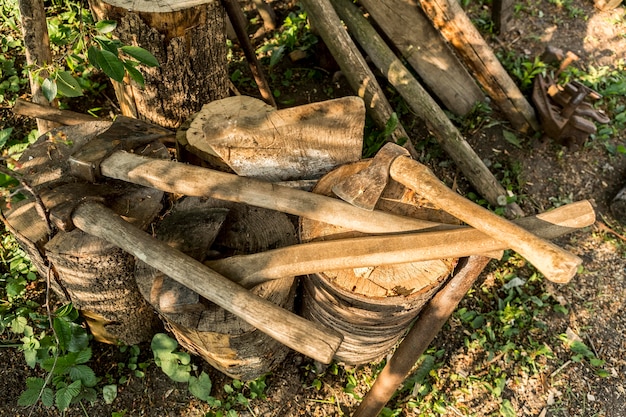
[
  {"x1": 389, "y1": 157, "x2": 583, "y2": 283},
  {"x1": 206, "y1": 200, "x2": 594, "y2": 288},
  {"x1": 71, "y1": 202, "x2": 343, "y2": 364}
]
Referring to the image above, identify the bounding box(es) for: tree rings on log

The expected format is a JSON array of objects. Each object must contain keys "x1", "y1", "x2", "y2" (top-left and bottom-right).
[
  {"x1": 2, "y1": 121, "x2": 169, "y2": 344},
  {"x1": 178, "y1": 95, "x2": 365, "y2": 182},
  {"x1": 300, "y1": 161, "x2": 460, "y2": 364},
  {"x1": 135, "y1": 197, "x2": 299, "y2": 381}
]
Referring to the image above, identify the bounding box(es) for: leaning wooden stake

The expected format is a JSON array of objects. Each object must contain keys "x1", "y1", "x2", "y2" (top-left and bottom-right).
[
  {"x1": 332, "y1": 0, "x2": 522, "y2": 216},
  {"x1": 13, "y1": 99, "x2": 96, "y2": 126},
  {"x1": 417, "y1": 0, "x2": 539, "y2": 132},
  {"x1": 299, "y1": 0, "x2": 418, "y2": 157},
  {"x1": 352, "y1": 256, "x2": 491, "y2": 417}
]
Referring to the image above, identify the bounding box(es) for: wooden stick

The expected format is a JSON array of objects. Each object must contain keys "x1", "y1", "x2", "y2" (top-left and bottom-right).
[
  {"x1": 390, "y1": 156, "x2": 583, "y2": 283},
  {"x1": 221, "y1": 0, "x2": 277, "y2": 108},
  {"x1": 18, "y1": 0, "x2": 61, "y2": 133},
  {"x1": 71, "y1": 201, "x2": 343, "y2": 364},
  {"x1": 299, "y1": 0, "x2": 417, "y2": 157},
  {"x1": 417, "y1": 0, "x2": 539, "y2": 132},
  {"x1": 99, "y1": 151, "x2": 443, "y2": 234},
  {"x1": 207, "y1": 200, "x2": 595, "y2": 288},
  {"x1": 331, "y1": 0, "x2": 522, "y2": 217},
  {"x1": 353, "y1": 255, "x2": 491, "y2": 417},
  {"x1": 13, "y1": 98, "x2": 96, "y2": 125}
]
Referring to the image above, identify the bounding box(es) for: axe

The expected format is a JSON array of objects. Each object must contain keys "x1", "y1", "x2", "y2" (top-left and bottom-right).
[{"x1": 332, "y1": 143, "x2": 583, "y2": 284}]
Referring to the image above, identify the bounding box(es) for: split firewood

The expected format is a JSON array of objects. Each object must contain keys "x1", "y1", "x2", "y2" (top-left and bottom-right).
[{"x1": 13, "y1": 99, "x2": 96, "y2": 125}]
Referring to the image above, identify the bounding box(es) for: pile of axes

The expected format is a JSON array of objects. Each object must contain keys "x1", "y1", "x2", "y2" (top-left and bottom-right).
[{"x1": 5, "y1": 116, "x2": 595, "y2": 414}]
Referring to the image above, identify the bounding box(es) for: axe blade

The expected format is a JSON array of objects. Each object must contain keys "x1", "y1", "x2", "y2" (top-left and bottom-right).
[{"x1": 332, "y1": 143, "x2": 410, "y2": 210}]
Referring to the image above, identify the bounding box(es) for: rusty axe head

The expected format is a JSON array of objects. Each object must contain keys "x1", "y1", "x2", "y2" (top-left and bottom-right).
[{"x1": 332, "y1": 143, "x2": 410, "y2": 210}]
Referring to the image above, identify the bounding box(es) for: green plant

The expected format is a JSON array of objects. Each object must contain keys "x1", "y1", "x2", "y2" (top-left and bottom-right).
[
  {"x1": 256, "y1": 7, "x2": 318, "y2": 68},
  {"x1": 17, "y1": 303, "x2": 99, "y2": 412},
  {"x1": 362, "y1": 113, "x2": 407, "y2": 158},
  {"x1": 557, "y1": 334, "x2": 609, "y2": 377}
]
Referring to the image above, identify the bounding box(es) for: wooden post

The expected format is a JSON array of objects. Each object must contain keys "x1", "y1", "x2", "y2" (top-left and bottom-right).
[
  {"x1": 417, "y1": 0, "x2": 539, "y2": 133},
  {"x1": 492, "y1": 0, "x2": 515, "y2": 34},
  {"x1": 18, "y1": 0, "x2": 60, "y2": 133},
  {"x1": 88, "y1": 0, "x2": 230, "y2": 129}
]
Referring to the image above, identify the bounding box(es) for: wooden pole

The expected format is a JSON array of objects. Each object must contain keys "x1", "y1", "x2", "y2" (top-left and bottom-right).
[
  {"x1": 18, "y1": 0, "x2": 60, "y2": 133},
  {"x1": 331, "y1": 0, "x2": 522, "y2": 216},
  {"x1": 13, "y1": 98, "x2": 96, "y2": 125},
  {"x1": 352, "y1": 256, "x2": 491, "y2": 417},
  {"x1": 299, "y1": 0, "x2": 418, "y2": 157},
  {"x1": 417, "y1": 0, "x2": 539, "y2": 133}
]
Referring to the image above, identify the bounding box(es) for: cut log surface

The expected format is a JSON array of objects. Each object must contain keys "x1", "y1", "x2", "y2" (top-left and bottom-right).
[
  {"x1": 2, "y1": 122, "x2": 168, "y2": 344},
  {"x1": 182, "y1": 96, "x2": 365, "y2": 181},
  {"x1": 135, "y1": 197, "x2": 300, "y2": 380},
  {"x1": 300, "y1": 161, "x2": 460, "y2": 364},
  {"x1": 358, "y1": 0, "x2": 484, "y2": 116}
]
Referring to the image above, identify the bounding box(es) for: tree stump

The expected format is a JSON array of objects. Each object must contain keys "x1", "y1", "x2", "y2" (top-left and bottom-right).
[
  {"x1": 1, "y1": 121, "x2": 169, "y2": 344},
  {"x1": 88, "y1": 0, "x2": 230, "y2": 129},
  {"x1": 300, "y1": 161, "x2": 460, "y2": 364},
  {"x1": 135, "y1": 197, "x2": 299, "y2": 380}
]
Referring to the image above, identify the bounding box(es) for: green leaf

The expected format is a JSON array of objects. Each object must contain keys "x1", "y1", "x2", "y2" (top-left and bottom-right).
[
  {"x1": 502, "y1": 130, "x2": 522, "y2": 149},
  {"x1": 120, "y1": 46, "x2": 158, "y2": 67},
  {"x1": 160, "y1": 356, "x2": 191, "y2": 383},
  {"x1": 95, "y1": 49, "x2": 125, "y2": 82},
  {"x1": 56, "y1": 380, "x2": 82, "y2": 411},
  {"x1": 189, "y1": 372, "x2": 213, "y2": 402},
  {"x1": 0, "y1": 127, "x2": 12, "y2": 148},
  {"x1": 103, "y1": 384, "x2": 118, "y2": 404},
  {"x1": 87, "y1": 45, "x2": 101, "y2": 70},
  {"x1": 18, "y1": 377, "x2": 45, "y2": 406},
  {"x1": 69, "y1": 364, "x2": 97, "y2": 387},
  {"x1": 41, "y1": 77, "x2": 57, "y2": 101},
  {"x1": 94, "y1": 36, "x2": 121, "y2": 55},
  {"x1": 95, "y1": 20, "x2": 117, "y2": 34},
  {"x1": 55, "y1": 303, "x2": 80, "y2": 321},
  {"x1": 123, "y1": 61, "x2": 145, "y2": 87},
  {"x1": 151, "y1": 333, "x2": 179, "y2": 355},
  {"x1": 55, "y1": 71, "x2": 83, "y2": 97},
  {"x1": 500, "y1": 399, "x2": 516, "y2": 417}
]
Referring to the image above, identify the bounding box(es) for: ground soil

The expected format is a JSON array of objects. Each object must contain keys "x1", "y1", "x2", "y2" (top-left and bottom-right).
[{"x1": 1, "y1": 0, "x2": 625, "y2": 416}]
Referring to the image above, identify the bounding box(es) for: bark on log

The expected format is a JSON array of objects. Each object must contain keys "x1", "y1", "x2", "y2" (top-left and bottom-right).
[
  {"x1": 358, "y1": 0, "x2": 484, "y2": 116},
  {"x1": 88, "y1": 0, "x2": 230, "y2": 128},
  {"x1": 18, "y1": 0, "x2": 61, "y2": 133},
  {"x1": 299, "y1": 0, "x2": 418, "y2": 157},
  {"x1": 417, "y1": 0, "x2": 539, "y2": 132},
  {"x1": 332, "y1": 0, "x2": 522, "y2": 216}
]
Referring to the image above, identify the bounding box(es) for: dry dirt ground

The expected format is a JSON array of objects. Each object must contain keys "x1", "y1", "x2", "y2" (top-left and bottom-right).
[{"x1": 1, "y1": 0, "x2": 626, "y2": 416}]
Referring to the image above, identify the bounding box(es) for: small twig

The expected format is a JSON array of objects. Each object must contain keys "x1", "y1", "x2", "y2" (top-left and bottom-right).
[
  {"x1": 595, "y1": 219, "x2": 626, "y2": 242},
  {"x1": 550, "y1": 360, "x2": 572, "y2": 378}
]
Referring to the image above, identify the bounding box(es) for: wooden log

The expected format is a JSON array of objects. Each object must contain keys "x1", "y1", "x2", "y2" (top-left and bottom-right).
[
  {"x1": 1, "y1": 122, "x2": 168, "y2": 344},
  {"x1": 331, "y1": 0, "x2": 522, "y2": 216},
  {"x1": 136, "y1": 197, "x2": 300, "y2": 380},
  {"x1": 13, "y1": 98, "x2": 96, "y2": 125},
  {"x1": 299, "y1": 0, "x2": 418, "y2": 157},
  {"x1": 18, "y1": 0, "x2": 60, "y2": 133},
  {"x1": 358, "y1": 0, "x2": 484, "y2": 116},
  {"x1": 492, "y1": 0, "x2": 515, "y2": 34},
  {"x1": 88, "y1": 0, "x2": 230, "y2": 128},
  {"x1": 417, "y1": 0, "x2": 539, "y2": 132},
  {"x1": 299, "y1": 162, "x2": 460, "y2": 364},
  {"x1": 182, "y1": 96, "x2": 365, "y2": 181}
]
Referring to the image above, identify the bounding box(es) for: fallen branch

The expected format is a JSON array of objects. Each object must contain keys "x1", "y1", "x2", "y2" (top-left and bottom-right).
[{"x1": 12, "y1": 99, "x2": 96, "y2": 125}]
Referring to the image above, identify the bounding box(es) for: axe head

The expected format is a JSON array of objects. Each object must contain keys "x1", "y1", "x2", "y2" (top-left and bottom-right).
[
  {"x1": 69, "y1": 116, "x2": 173, "y2": 183},
  {"x1": 332, "y1": 142, "x2": 410, "y2": 210}
]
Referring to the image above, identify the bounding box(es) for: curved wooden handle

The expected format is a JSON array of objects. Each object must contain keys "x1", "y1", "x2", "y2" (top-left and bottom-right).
[
  {"x1": 390, "y1": 157, "x2": 583, "y2": 283},
  {"x1": 71, "y1": 202, "x2": 343, "y2": 363}
]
